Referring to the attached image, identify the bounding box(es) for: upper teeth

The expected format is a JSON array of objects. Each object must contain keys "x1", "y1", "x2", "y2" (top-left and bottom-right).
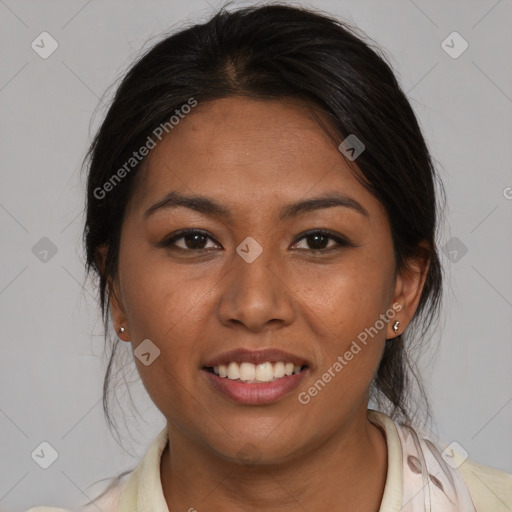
[{"x1": 212, "y1": 361, "x2": 303, "y2": 382}]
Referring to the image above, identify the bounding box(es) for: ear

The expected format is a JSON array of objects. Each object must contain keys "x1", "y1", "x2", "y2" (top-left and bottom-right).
[
  {"x1": 96, "y1": 245, "x2": 130, "y2": 342},
  {"x1": 386, "y1": 240, "x2": 430, "y2": 339}
]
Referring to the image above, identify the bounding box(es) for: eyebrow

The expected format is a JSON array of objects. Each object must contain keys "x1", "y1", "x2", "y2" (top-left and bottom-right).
[{"x1": 143, "y1": 190, "x2": 369, "y2": 221}]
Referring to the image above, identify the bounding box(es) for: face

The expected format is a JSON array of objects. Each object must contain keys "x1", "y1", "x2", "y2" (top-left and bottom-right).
[{"x1": 105, "y1": 96, "x2": 427, "y2": 463}]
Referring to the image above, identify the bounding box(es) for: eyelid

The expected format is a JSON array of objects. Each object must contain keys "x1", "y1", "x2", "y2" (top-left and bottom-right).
[
  {"x1": 157, "y1": 228, "x2": 220, "y2": 249},
  {"x1": 158, "y1": 228, "x2": 357, "y2": 252},
  {"x1": 291, "y1": 228, "x2": 356, "y2": 249}
]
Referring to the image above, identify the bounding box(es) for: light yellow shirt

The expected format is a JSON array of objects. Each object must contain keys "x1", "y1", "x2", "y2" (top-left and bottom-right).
[{"x1": 26, "y1": 410, "x2": 512, "y2": 511}]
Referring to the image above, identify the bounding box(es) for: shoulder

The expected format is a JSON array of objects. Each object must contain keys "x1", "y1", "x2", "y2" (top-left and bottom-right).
[
  {"x1": 368, "y1": 409, "x2": 512, "y2": 511},
  {"x1": 24, "y1": 427, "x2": 166, "y2": 512},
  {"x1": 25, "y1": 471, "x2": 132, "y2": 512},
  {"x1": 26, "y1": 509, "x2": 72, "y2": 512},
  {"x1": 459, "y1": 457, "x2": 512, "y2": 512}
]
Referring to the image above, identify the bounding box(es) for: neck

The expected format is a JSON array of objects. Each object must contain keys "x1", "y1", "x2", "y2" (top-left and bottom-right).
[{"x1": 160, "y1": 409, "x2": 387, "y2": 512}]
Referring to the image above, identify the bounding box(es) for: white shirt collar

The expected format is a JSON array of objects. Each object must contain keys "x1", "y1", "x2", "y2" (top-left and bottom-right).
[{"x1": 117, "y1": 409, "x2": 405, "y2": 512}]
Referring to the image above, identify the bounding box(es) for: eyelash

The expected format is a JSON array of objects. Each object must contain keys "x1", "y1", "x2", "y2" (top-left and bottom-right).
[{"x1": 158, "y1": 228, "x2": 355, "y2": 254}]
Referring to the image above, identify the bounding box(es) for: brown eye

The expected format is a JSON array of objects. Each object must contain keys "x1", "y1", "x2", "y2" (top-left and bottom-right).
[
  {"x1": 292, "y1": 229, "x2": 353, "y2": 252},
  {"x1": 159, "y1": 229, "x2": 220, "y2": 251}
]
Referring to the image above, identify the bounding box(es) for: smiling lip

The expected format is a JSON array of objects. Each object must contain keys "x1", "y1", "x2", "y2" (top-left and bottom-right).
[
  {"x1": 202, "y1": 348, "x2": 310, "y2": 405},
  {"x1": 202, "y1": 366, "x2": 309, "y2": 404},
  {"x1": 202, "y1": 348, "x2": 310, "y2": 368}
]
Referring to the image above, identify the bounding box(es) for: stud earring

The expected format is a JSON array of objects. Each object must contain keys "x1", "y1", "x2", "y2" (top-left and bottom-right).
[
  {"x1": 119, "y1": 326, "x2": 126, "y2": 334},
  {"x1": 392, "y1": 321, "x2": 400, "y2": 333}
]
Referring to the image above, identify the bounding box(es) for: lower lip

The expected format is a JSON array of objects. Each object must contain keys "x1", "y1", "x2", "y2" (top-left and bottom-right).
[{"x1": 202, "y1": 367, "x2": 309, "y2": 404}]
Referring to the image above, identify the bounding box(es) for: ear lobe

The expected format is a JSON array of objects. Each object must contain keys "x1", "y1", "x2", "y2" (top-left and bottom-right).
[
  {"x1": 95, "y1": 244, "x2": 130, "y2": 340},
  {"x1": 109, "y1": 277, "x2": 130, "y2": 341},
  {"x1": 388, "y1": 241, "x2": 430, "y2": 338}
]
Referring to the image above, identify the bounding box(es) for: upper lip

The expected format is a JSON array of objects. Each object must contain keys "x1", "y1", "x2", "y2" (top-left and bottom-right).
[{"x1": 203, "y1": 348, "x2": 310, "y2": 368}]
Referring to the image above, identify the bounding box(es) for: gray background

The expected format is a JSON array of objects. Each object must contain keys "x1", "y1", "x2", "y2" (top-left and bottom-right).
[{"x1": 1, "y1": 0, "x2": 511, "y2": 510}]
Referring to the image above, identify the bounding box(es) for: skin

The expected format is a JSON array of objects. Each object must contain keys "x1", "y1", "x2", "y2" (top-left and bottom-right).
[{"x1": 100, "y1": 96, "x2": 430, "y2": 511}]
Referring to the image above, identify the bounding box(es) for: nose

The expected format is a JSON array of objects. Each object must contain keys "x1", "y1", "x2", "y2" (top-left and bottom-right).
[{"x1": 217, "y1": 241, "x2": 296, "y2": 332}]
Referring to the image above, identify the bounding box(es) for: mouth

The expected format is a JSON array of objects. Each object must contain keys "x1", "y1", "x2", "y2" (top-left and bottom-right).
[
  {"x1": 201, "y1": 354, "x2": 310, "y2": 404},
  {"x1": 203, "y1": 362, "x2": 309, "y2": 384},
  {"x1": 201, "y1": 348, "x2": 311, "y2": 404}
]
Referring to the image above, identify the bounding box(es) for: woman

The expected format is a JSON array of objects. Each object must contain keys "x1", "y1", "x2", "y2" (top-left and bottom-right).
[{"x1": 28, "y1": 3, "x2": 511, "y2": 511}]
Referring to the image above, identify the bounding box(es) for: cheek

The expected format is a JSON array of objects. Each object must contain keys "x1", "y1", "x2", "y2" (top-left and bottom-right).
[
  {"x1": 115, "y1": 248, "x2": 217, "y2": 403},
  {"x1": 295, "y1": 276, "x2": 389, "y2": 418},
  {"x1": 293, "y1": 253, "x2": 393, "y2": 401},
  {"x1": 296, "y1": 251, "x2": 394, "y2": 337},
  {"x1": 118, "y1": 255, "x2": 214, "y2": 415},
  {"x1": 118, "y1": 235, "x2": 216, "y2": 339}
]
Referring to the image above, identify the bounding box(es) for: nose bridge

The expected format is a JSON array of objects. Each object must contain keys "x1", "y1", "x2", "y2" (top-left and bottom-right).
[
  {"x1": 217, "y1": 235, "x2": 294, "y2": 330},
  {"x1": 236, "y1": 237, "x2": 275, "y2": 286},
  {"x1": 232, "y1": 235, "x2": 280, "y2": 300}
]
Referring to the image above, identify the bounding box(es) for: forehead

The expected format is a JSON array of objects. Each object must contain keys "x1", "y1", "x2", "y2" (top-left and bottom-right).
[{"x1": 127, "y1": 96, "x2": 384, "y2": 222}]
